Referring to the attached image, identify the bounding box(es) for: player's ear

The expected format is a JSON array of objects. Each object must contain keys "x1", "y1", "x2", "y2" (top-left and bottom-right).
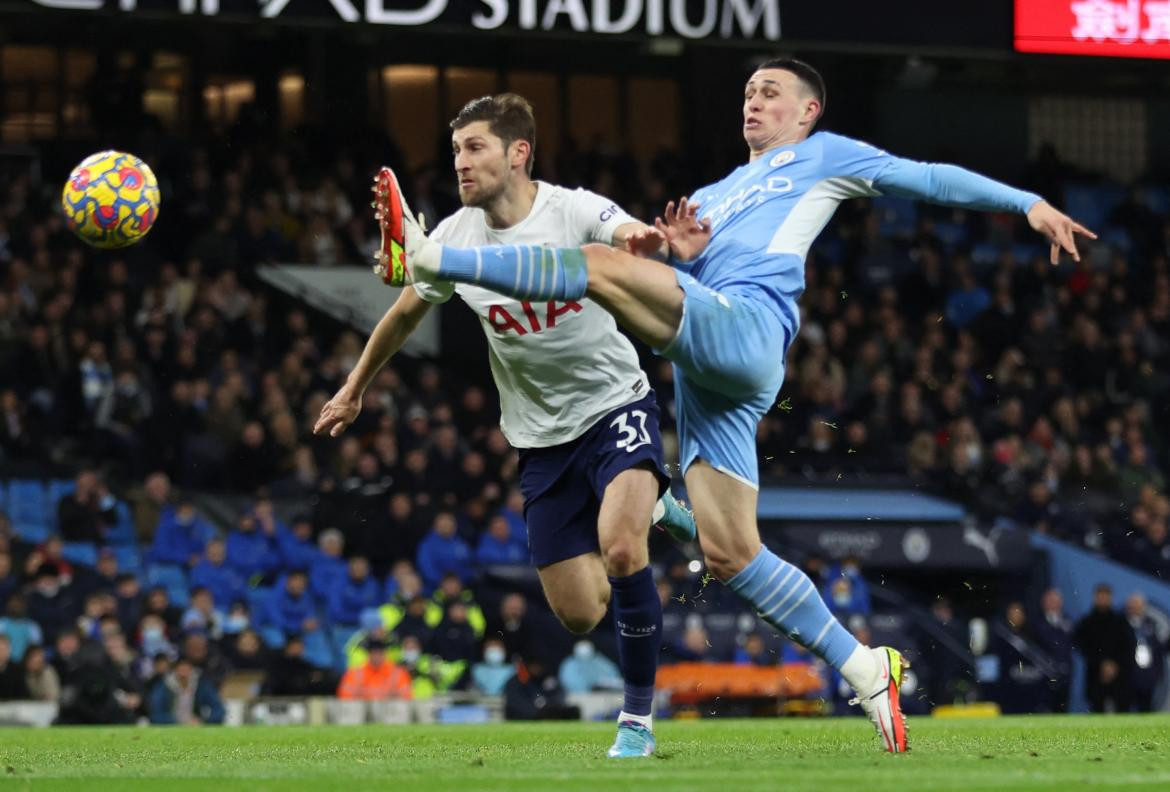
[
  {"x1": 803, "y1": 97, "x2": 822, "y2": 126},
  {"x1": 510, "y1": 139, "x2": 531, "y2": 172}
]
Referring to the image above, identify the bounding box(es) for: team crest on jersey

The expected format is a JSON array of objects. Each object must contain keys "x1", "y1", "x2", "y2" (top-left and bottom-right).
[{"x1": 770, "y1": 150, "x2": 795, "y2": 168}]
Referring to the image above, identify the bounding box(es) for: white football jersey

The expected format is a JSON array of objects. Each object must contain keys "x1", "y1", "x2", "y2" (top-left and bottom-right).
[{"x1": 413, "y1": 182, "x2": 651, "y2": 449}]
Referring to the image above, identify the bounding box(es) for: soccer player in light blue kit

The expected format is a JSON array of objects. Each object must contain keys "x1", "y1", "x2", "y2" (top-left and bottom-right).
[{"x1": 376, "y1": 58, "x2": 1095, "y2": 752}]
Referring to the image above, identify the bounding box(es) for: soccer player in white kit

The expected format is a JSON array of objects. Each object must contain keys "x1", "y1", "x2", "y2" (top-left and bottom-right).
[{"x1": 314, "y1": 94, "x2": 691, "y2": 758}]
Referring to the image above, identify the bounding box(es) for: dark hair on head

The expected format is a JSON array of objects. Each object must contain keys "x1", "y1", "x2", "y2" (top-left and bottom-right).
[
  {"x1": 450, "y1": 93, "x2": 537, "y2": 177},
  {"x1": 754, "y1": 57, "x2": 826, "y2": 122}
]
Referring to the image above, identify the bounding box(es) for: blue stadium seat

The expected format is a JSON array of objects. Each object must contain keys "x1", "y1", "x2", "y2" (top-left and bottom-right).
[
  {"x1": 106, "y1": 502, "x2": 137, "y2": 546},
  {"x1": 1139, "y1": 185, "x2": 1170, "y2": 215},
  {"x1": 303, "y1": 630, "x2": 333, "y2": 669},
  {"x1": 330, "y1": 625, "x2": 359, "y2": 670},
  {"x1": 0, "y1": 480, "x2": 8, "y2": 513},
  {"x1": 702, "y1": 612, "x2": 741, "y2": 662},
  {"x1": 931, "y1": 221, "x2": 968, "y2": 250},
  {"x1": 62, "y1": 542, "x2": 98, "y2": 568},
  {"x1": 259, "y1": 626, "x2": 286, "y2": 649},
  {"x1": 246, "y1": 587, "x2": 275, "y2": 623},
  {"x1": 1100, "y1": 227, "x2": 1132, "y2": 253},
  {"x1": 112, "y1": 545, "x2": 142, "y2": 575},
  {"x1": 146, "y1": 564, "x2": 190, "y2": 607},
  {"x1": 1062, "y1": 184, "x2": 1124, "y2": 234},
  {"x1": 14, "y1": 522, "x2": 50, "y2": 545},
  {"x1": 8, "y1": 479, "x2": 50, "y2": 538}
]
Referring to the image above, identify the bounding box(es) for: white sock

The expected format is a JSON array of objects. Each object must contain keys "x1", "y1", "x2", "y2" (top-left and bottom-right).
[
  {"x1": 618, "y1": 711, "x2": 652, "y2": 731},
  {"x1": 840, "y1": 644, "x2": 880, "y2": 694},
  {"x1": 651, "y1": 498, "x2": 666, "y2": 525}
]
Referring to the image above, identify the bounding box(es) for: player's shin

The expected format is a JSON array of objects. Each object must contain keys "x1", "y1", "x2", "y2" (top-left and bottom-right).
[
  {"x1": 727, "y1": 546, "x2": 879, "y2": 690},
  {"x1": 608, "y1": 565, "x2": 661, "y2": 728},
  {"x1": 437, "y1": 244, "x2": 589, "y2": 301}
]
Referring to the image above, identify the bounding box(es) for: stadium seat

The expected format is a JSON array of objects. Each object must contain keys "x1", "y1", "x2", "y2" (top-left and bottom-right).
[
  {"x1": 61, "y1": 542, "x2": 98, "y2": 568},
  {"x1": 702, "y1": 613, "x2": 741, "y2": 661},
  {"x1": 302, "y1": 630, "x2": 333, "y2": 669},
  {"x1": 105, "y1": 502, "x2": 137, "y2": 546},
  {"x1": 259, "y1": 626, "x2": 286, "y2": 649},
  {"x1": 330, "y1": 625, "x2": 359, "y2": 671},
  {"x1": 146, "y1": 564, "x2": 190, "y2": 607},
  {"x1": 872, "y1": 195, "x2": 917, "y2": 238},
  {"x1": 0, "y1": 480, "x2": 7, "y2": 512},
  {"x1": 112, "y1": 545, "x2": 142, "y2": 576},
  {"x1": 931, "y1": 221, "x2": 968, "y2": 249},
  {"x1": 1062, "y1": 184, "x2": 1125, "y2": 234},
  {"x1": 8, "y1": 479, "x2": 50, "y2": 537},
  {"x1": 246, "y1": 587, "x2": 275, "y2": 621}
]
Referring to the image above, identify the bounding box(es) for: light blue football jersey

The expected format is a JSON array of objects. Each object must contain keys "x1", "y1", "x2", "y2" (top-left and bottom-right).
[{"x1": 684, "y1": 131, "x2": 1042, "y2": 333}]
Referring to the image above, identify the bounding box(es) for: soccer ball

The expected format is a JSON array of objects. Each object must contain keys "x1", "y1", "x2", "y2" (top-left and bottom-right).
[{"x1": 61, "y1": 150, "x2": 160, "y2": 249}]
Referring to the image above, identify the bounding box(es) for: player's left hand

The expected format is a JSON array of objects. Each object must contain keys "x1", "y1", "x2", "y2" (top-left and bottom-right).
[
  {"x1": 314, "y1": 386, "x2": 362, "y2": 437},
  {"x1": 1026, "y1": 200, "x2": 1097, "y2": 264}
]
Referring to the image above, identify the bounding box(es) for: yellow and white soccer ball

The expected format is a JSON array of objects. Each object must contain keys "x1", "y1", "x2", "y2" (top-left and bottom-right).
[{"x1": 61, "y1": 150, "x2": 160, "y2": 249}]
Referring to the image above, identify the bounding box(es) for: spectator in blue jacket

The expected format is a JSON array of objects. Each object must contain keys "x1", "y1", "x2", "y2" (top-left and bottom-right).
[
  {"x1": 415, "y1": 512, "x2": 472, "y2": 591},
  {"x1": 149, "y1": 502, "x2": 215, "y2": 567},
  {"x1": 326, "y1": 556, "x2": 382, "y2": 627},
  {"x1": 189, "y1": 538, "x2": 245, "y2": 612},
  {"x1": 475, "y1": 515, "x2": 528, "y2": 566},
  {"x1": 278, "y1": 516, "x2": 319, "y2": 571},
  {"x1": 265, "y1": 570, "x2": 318, "y2": 636},
  {"x1": 226, "y1": 513, "x2": 280, "y2": 584},
  {"x1": 147, "y1": 657, "x2": 225, "y2": 725},
  {"x1": 309, "y1": 529, "x2": 347, "y2": 604}
]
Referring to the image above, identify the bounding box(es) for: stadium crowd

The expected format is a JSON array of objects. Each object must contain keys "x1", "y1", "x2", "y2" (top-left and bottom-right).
[{"x1": 0, "y1": 125, "x2": 1169, "y2": 720}]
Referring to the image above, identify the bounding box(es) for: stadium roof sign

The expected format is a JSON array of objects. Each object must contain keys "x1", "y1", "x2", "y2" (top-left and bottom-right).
[{"x1": 26, "y1": 0, "x2": 782, "y2": 41}]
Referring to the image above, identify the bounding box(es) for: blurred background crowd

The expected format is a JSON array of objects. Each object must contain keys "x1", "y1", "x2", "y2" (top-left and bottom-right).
[{"x1": 1, "y1": 115, "x2": 1168, "y2": 723}]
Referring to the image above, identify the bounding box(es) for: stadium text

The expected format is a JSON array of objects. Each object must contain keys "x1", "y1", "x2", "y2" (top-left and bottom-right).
[
  {"x1": 28, "y1": 0, "x2": 783, "y2": 41},
  {"x1": 1015, "y1": 0, "x2": 1170, "y2": 59}
]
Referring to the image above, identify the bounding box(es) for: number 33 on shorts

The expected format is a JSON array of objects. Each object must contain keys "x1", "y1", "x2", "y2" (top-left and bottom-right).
[{"x1": 611, "y1": 410, "x2": 651, "y2": 453}]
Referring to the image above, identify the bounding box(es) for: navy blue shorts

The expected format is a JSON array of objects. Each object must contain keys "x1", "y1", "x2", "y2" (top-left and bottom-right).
[{"x1": 519, "y1": 391, "x2": 671, "y2": 568}]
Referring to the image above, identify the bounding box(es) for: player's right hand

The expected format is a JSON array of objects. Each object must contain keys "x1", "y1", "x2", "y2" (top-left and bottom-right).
[
  {"x1": 314, "y1": 387, "x2": 362, "y2": 437},
  {"x1": 655, "y1": 196, "x2": 712, "y2": 262}
]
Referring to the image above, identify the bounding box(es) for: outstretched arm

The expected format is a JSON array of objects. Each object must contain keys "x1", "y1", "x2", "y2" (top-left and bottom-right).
[
  {"x1": 313, "y1": 287, "x2": 431, "y2": 437},
  {"x1": 874, "y1": 158, "x2": 1096, "y2": 263}
]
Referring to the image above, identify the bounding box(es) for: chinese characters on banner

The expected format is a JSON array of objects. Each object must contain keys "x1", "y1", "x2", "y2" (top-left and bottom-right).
[{"x1": 1016, "y1": 0, "x2": 1170, "y2": 57}]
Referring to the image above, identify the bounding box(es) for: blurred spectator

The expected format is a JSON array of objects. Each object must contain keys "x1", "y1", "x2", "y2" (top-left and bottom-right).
[
  {"x1": 266, "y1": 571, "x2": 318, "y2": 637},
  {"x1": 74, "y1": 547, "x2": 121, "y2": 599},
  {"x1": 733, "y1": 633, "x2": 778, "y2": 666},
  {"x1": 226, "y1": 512, "x2": 280, "y2": 584},
  {"x1": 0, "y1": 552, "x2": 17, "y2": 614},
  {"x1": 558, "y1": 640, "x2": 621, "y2": 693},
  {"x1": 0, "y1": 595, "x2": 43, "y2": 662},
  {"x1": 489, "y1": 593, "x2": 533, "y2": 662},
  {"x1": 262, "y1": 635, "x2": 335, "y2": 696},
  {"x1": 180, "y1": 632, "x2": 228, "y2": 687},
  {"x1": 1032, "y1": 588, "x2": 1073, "y2": 675},
  {"x1": 475, "y1": 515, "x2": 528, "y2": 566},
  {"x1": 147, "y1": 657, "x2": 225, "y2": 725},
  {"x1": 225, "y1": 629, "x2": 268, "y2": 673},
  {"x1": 1074, "y1": 584, "x2": 1137, "y2": 713},
  {"x1": 278, "y1": 515, "x2": 319, "y2": 571},
  {"x1": 181, "y1": 587, "x2": 226, "y2": 639},
  {"x1": 337, "y1": 637, "x2": 412, "y2": 700},
  {"x1": 986, "y1": 601, "x2": 1063, "y2": 714},
  {"x1": 429, "y1": 602, "x2": 479, "y2": 666},
  {"x1": 149, "y1": 501, "x2": 215, "y2": 567},
  {"x1": 128, "y1": 471, "x2": 174, "y2": 543},
  {"x1": 470, "y1": 638, "x2": 514, "y2": 695},
  {"x1": 671, "y1": 625, "x2": 714, "y2": 663},
  {"x1": 143, "y1": 588, "x2": 183, "y2": 631},
  {"x1": 26, "y1": 564, "x2": 78, "y2": 642},
  {"x1": 57, "y1": 469, "x2": 116, "y2": 545},
  {"x1": 326, "y1": 556, "x2": 381, "y2": 627},
  {"x1": 113, "y1": 574, "x2": 143, "y2": 637},
  {"x1": 430, "y1": 573, "x2": 486, "y2": 638},
  {"x1": 1124, "y1": 592, "x2": 1167, "y2": 712},
  {"x1": 309, "y1": 529, "x2": 347, "y2": 603},
  {"x1": 189, "y1": 539, "x2": 245, "y2": 613},
  {"x1": 504, "y1": 656, "x2": 579, "y2": 721},
  {"x1": 23, "y1": 646, "x2": 60, "y2": 703},
  {"x1": 137, "y1": 614, "x2": 177, "y2": 661},
  {"x1": 415, "y1": 511, "x2": 472, "y2": 591},
  {"x1": 0, "y1": 634, "x2": 29, "y2": 700}
]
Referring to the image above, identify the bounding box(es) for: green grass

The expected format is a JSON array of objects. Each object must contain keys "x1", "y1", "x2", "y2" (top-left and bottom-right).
[{"x1": 0, "y1": 715, "x2": 1168, "y2": 791}]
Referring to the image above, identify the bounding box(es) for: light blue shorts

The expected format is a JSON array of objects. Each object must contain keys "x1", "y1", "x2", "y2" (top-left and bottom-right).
[{"x1": 657, "y1": 271, "x2": 791, "y2": 488}]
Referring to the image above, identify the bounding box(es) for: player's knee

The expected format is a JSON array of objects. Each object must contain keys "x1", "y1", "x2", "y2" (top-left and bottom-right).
[
  {"x1": 700, "y1": 538, "x2": 757, "y2": 582},
  {"x1": 601, "y1": 538, "x2": 644, "y2": 578},
  {"x1": 557, "y1": 605, "x2": 605, "y2": 635}
]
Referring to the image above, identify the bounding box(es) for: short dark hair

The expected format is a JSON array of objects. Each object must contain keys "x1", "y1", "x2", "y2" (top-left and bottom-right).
[
  {"x1": 755, "y1": 57, "x2": 826, "y2": 121},
  {"x1": 450, "y1": 93, "x2": 537, "y2": 177}
]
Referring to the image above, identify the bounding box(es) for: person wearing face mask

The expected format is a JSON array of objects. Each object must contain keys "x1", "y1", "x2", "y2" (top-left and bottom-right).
[
  {"x1": 471, "y1": 639, "x2": 515, "y2": 695},
  {"x1": 558, "y1": 640, "x2": 622, "y2": 694}
]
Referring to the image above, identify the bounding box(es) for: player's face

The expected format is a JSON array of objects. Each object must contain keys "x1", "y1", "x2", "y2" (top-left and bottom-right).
[
  {"x1": 453, "y1": 121, "x2": 510, "y2": 208},
  {"x1": 743, "y1": 69, "x2": 819, "y2": 154}
]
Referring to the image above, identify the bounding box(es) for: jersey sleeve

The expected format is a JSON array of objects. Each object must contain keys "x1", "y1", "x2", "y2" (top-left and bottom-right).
[
  {"x1": 568, "y1": 188, "x2": 639, "y2": 245},
  {"x1": 410, "y1": 215, "x2": 456, "y2": 304},
  {"x1": 822, "y1": 132, "x2": 1042, "y2": 214}
]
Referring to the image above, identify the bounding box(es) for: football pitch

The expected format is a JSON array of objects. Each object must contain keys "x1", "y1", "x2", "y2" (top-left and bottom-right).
[{"x1": 1, "y1": 715, "x2": 1167, "y2": 791}]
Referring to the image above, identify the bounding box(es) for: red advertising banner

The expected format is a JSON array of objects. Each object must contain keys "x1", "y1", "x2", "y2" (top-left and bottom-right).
[{"x1": 1015, "y1": 0, "x2": 1170, "y2": 58}]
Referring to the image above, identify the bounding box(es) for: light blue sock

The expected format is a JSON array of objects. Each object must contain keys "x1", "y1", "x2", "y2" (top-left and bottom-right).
[
  {"x1": 437, "y1": 244, "x2": 588, "y2": 301},
  {"x1": 727, "y1": 546, "x2": 859, "y2": 669}
]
